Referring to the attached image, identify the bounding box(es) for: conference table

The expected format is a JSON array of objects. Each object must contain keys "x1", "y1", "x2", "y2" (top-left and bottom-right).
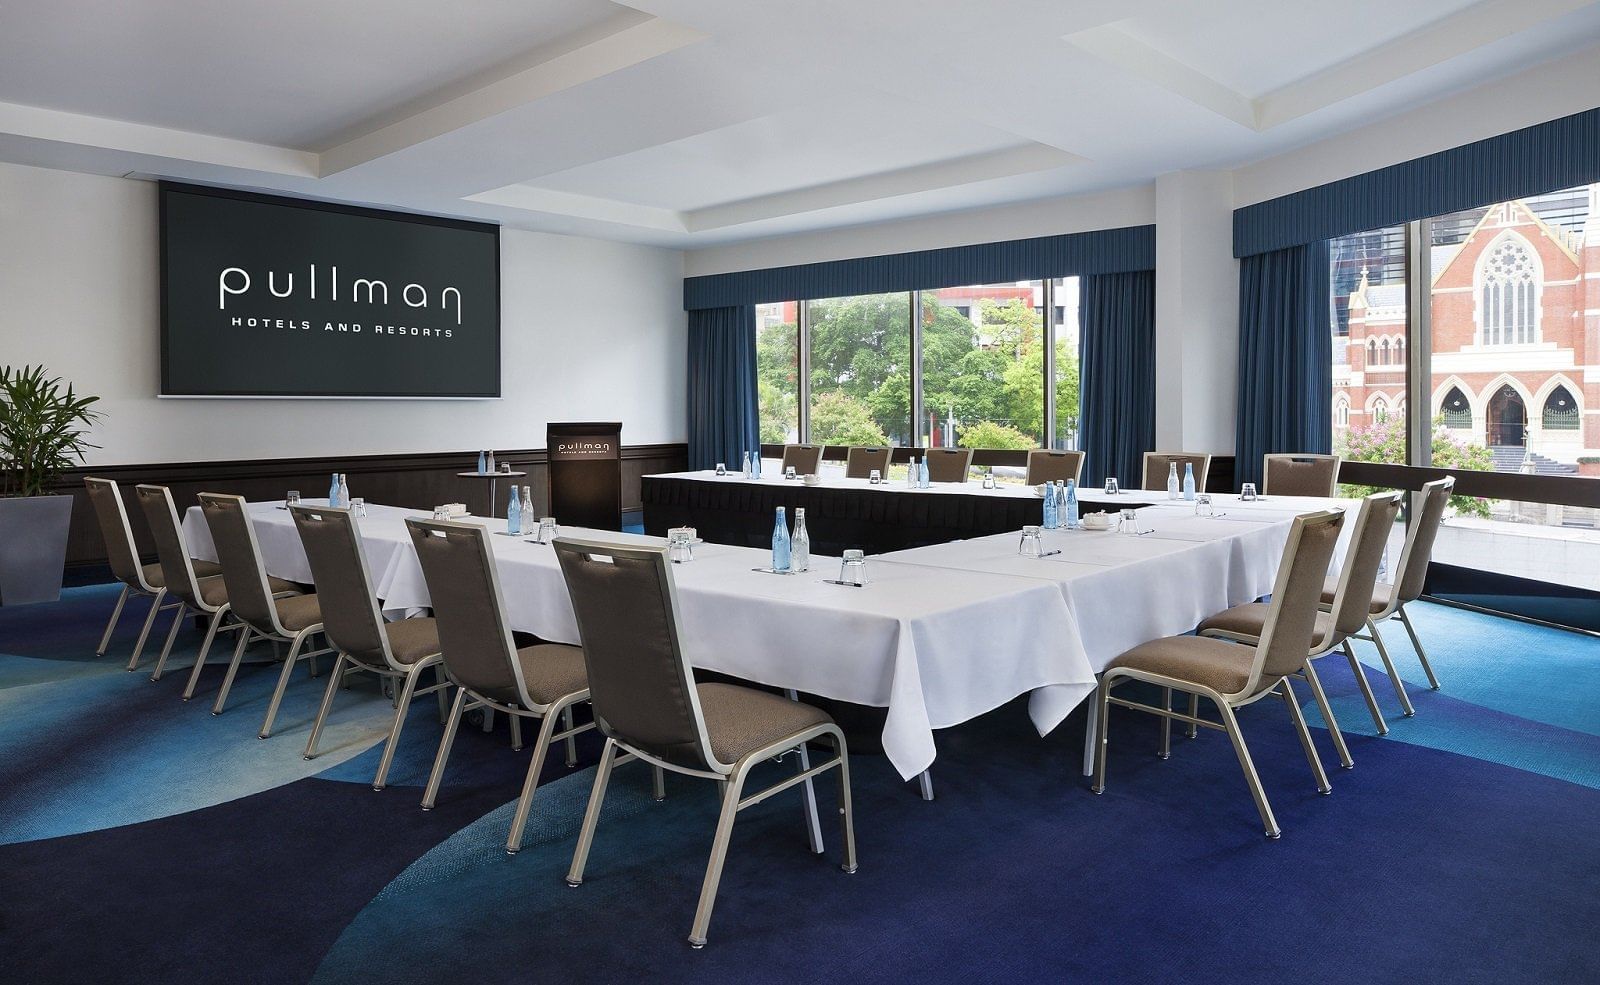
[
  {"x1": 182, "y1": 490, "x2": 1351, "y2": 781},
  {"x1": 641, "y1": 461, "x2": 1151, "y2": 556}
]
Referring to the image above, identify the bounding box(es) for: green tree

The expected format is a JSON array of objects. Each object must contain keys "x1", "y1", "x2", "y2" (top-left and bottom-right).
[
  {"x1": 809, "y1": 390, "x2": 890, "y2": 446},
  {"x1": 1336, "y1": 415, "x2": 1494, "y2": 517},
  {"x1": 758, "y1": 379, "x2": 794, "y2": 444},
  {"x1": 807, "y1": 295, "x2": 912, "y2": 441},
  {"x1": 958, "y1": 420, "x2": 1033, "y2": 451}
]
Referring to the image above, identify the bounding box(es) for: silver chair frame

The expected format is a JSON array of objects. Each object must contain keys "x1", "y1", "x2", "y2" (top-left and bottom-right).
[
  {"x1": 1091, "y1": 510, "x2": 1344, "y2": 838},
  {"x1": 86, "y1": 477, "x2": 183, "y2": 671},
  {"x1": 405, "y1": 518, "x2": 597, "y2": 856},
  {"x1": 555, "y1": 537, "x2": 857, "y2": 948},
  {"x1": 195, "y1": 494, "x2": 336, "y2": 738}
]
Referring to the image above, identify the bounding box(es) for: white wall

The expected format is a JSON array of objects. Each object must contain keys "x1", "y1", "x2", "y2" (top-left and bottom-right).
[{"x1": 0, "y1": 162, "x2": 687, "y2": 466}]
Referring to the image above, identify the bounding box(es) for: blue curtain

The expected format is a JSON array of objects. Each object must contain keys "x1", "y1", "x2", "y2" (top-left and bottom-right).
[
  {"x1": 1234, "y1": 107, "x2": 1599, "y2": 257},
  {"x1": 1079, "y1": 271, "x2": 1155, "y2": 487},
  {"x1": 686, "y1": 306, "x2": 759, "y2": 471},
  {"x1": 1235, "y1": 241, "x2": 1332, "y2": 488},
  {"x1": 684, "y1": 225, "x2": 1155, "y2": 309}
]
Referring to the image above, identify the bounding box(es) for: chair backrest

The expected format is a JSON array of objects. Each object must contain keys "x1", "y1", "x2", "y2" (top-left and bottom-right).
[
  {"x1": 1142, "y1": 452, "x2": 1212, "y2": 491},
  {"x1": 198, "y1": 493, "x2": 286, "y2": 634},
  {"x1": 843, "y1": 446, "x2": 892, "y2": 479},
  {"x1": 1327, "y1": 491, "x2": 1405, "y2": 640},
  {"x1": 1394, "y1": 477, "x2": 1455, "y2": 604},
  {"x1": 133, "y1": 484, "x2": 207, "y2": 609},
  {"x1": 85, "y1": 477, "x2": 149, "y2": 590},
  {"x1": 1263, "y1": 454, "x2": 1341, "y2": 497},
  {"x1": 553, "y1": 537, "x2": 722, "y2": 773},
  {"x1": 924, "y1": 447, "x2": 974, "y2": 483},
  {"x1": 290, "y1": 505, "x2": 394, "y2": 669},
  {"x1": 1246, "y1": 509, "x2": 1346, "y2": 687},
  {"x1": 403, "y1": 518, "x2": 528, "y2": 705},
  {"x1": 1025, "y1": 449, "x2": 1085, "y2": 486},
  {"x1": 780, "y1": 444, "x2": 824, "y2": 475}
]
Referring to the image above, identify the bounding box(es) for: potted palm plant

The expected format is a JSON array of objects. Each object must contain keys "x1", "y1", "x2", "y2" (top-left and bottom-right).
[{"x1": 0, "y1": 365, "x2": 101, "y2": 605}]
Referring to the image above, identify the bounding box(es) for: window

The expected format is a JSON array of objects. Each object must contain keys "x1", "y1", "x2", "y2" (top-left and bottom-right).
[
  {"x1": 1542, "y1": 387, "x2": 1579, "y2": 430},
  {"x1": 1330, "y1": 224, "x2": 1407, "y2": 467},
  {"x1": 1440, "y1": 386, "x2": 1472, "y2": 428},
  {"x1": 1476, "y1": 232, "x2": 1541, "y2": 345},
  {"x1": 754, "y1": 302, "x2": 799, "y2": 444},
  {"x1": 920, "y1": 282, "x2": 1044, "y2": 454},
  {"x1": 754, "y1": 279, "x2": 1082, "y2": 459},
  {"x1": 806, "y1": 293, "x2": 911, "y2": 447},
  {"x1": 1334, "y1": 395, "x2": 1350, "y2": 429}
]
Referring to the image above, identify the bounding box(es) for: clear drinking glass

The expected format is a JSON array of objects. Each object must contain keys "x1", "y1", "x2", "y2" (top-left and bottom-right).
[
  {"x1": 1118, "y1": 509, "x2": 1140, "y2": 534},
  {"x1": 1104, "y1": 477, "x2": 1119, "y2": 495},
  {"x1": 668, "y1": 531, "x2": 695, "y2": 563},
  {"x1": 286, "y1": 490, "x2": 300, "y2": 508},
  {"x1": 351, "y1": 497, "x2": 367, "y2": 518},
  {"x1": 1018, "y1": 525, "x2": 1044, "y2": 557},
  {"x1": 715, "y1": 463, "x2": 727, "y2": 475},
  {"x1": 1240, "y1": 483, "x2": 1258, "y2": 502},
  {"x1": 538, "y1": 517, "x2": 559, "y2": 542},
  {"x1": 839, "y1": 549, "x2": 868, "y2": 586},
  {"x1": 432, "y1": 507, "x2": 450, "y2": 521},
  {"x1": 500, "y1": 462, "x2": 512, "y2": 473},
  {"x1": 785, "y1": 466, "x2": 797, "y2": 480},
  {"x1": 1194, "y1": 493, "x2": 1213, "y2": 517},
  {"x1": 868, "y1": 469, "x2": 881, "y2": 485}
]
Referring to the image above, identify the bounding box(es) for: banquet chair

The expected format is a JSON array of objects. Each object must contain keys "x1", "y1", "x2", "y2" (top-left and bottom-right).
[
  {"x1": 1321, "y1": 477, "x2": 1455, "y2": 714},
  {"x1": 1197, "y1": 491, "x2": 1404, "y2": 769},
  {"x1": 843, "y1": 445, "x2": 892, "y2": 479},
  {"x1": 134, "y1": 484, "x2": 300, "y2": 687},
  {"x1": 84, "y1": 476, "x2": 221, "y2": 671},
  {"x1": 1092, "y1": 509, "x2": 1345, "y2": 838},
  {"x1": 404, "y1": 517, "x2": 595, "y2": 855},
  {"x1": 1263, "y1": 454, "x2": 1341, "y2": 497},
  {"x1": 197, "y1": 494, "x2": 335, "y2": 737},
  {"x1": 555, "y1": 536, "x2": 856, "y2": 948},
  {"x1": 292, "y1": 505, "x2": 450, "y2": 789},
  {"x1": 1025, "y1": 449, "x2": 1085, "y2": 486},
  {"x1": 924, "y1": 447, "x2": 974, "y2": 483},
  {"x1": 780, "y1": 444, "x2": 825, "y2": 475},
  {"x1": 1142, "y1": 452, "x2": 1212, "y2": 492}
]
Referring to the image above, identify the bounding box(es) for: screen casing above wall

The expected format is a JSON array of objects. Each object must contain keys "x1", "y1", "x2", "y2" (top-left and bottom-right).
[{"x1": 160, "y1": 182, "x2": 501, "y2": 398}]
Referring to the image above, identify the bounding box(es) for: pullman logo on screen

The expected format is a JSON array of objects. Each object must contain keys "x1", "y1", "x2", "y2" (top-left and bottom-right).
[{"x1": 216, "y1": 263, "x2": 462, "y2": 339}]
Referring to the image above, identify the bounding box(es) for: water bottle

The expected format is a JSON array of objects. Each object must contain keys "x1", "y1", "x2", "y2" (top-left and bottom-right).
[
  {"x1": 1043, "y1": 480, "x2": 1059, "y2": 529},
  {"x1": 752, "y1": 451, "x2": 762, "y2": 479},
  {"x1": 328, "y1": 472, "x2": 341, "y2": 507},
  {"x1": 741, "y1": 450, "x2": 751, "y2": 478},
  {"x1": 477, "y1": 449, "x2": 487, "y2": 475},
  {"x1": 791, "y1": 507, "x2": 810, "y2": 573},
  {"x1": 486, "y1": 450, "x2": 496, "y2": 473},
  {"x1": 1065, "y1": 479, "x2": 1079, "y2": 529},
  {"x1": 771, "y1": 507, "x2": 792, "y2": 572},
  {"x1": 507, "y1": 484, "x2": 522, "y2": 535},
  {"x1": 337, "y1": 473, "x2": 349, "y2": 510},
  {"x1": 919, "y1": 457, "x2": 930, "y2": 488},
  {"x1": 521, "y1": 485, "x2": 532, "y2": 520},
  {"x1": 1182, "y1": 462, "x2": 1196, "y2": 501},
  {"x1": 907, "y1": 459, "x2": 918, "y2": 488},
  {"x1": 1167, "y1": 462, "x2": 1180, "y2": 500}
]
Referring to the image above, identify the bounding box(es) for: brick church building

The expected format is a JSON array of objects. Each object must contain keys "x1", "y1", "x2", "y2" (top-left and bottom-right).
[{"x1": 1334, "y1": 183, "x2": 1599, "y2": 475}]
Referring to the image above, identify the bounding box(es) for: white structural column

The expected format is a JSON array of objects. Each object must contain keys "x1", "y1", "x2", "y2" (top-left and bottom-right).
[{"x1": 1154, "y1": 170, "x2": 1239, "y2": 455}]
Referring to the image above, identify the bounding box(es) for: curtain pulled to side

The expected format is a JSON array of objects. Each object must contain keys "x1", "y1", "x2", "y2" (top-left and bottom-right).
[
  {"x1": 686, "y1": 305, "x2": 759, "y2": 471},
  {"x1": 1079, "y1": 270, "x2": 1156, "y2": 487},
  {"x1": 1235, "y1": 241, "x2": 1333, "y2": 488}
]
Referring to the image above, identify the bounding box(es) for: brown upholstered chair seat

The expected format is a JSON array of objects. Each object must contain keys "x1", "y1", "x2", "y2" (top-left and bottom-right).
[
  {"x1": 142, "y1": 559, "x2": 221, "y2": 588},
  {"x1": 1104, "y1": 636, "x2": 1258, "y2": 696},
  {"x1": 507, "y1": 643, "x2": 589, "y2": 706},
  {"x1": 696, "y1": 682, "x2": 833, "y2": 764},
  {"x1": 198, "y1": 573, "x2": 302, "y2": 608},
  {"x1": 1198, "y1": 602, "x2": 1337, "y2": 651},
  {"x1": 273, "y1": 594, "x2": 324, "y2": 632},
  {"x1": 1319, "y1": 578, "x2": 1391, "y2": 614},
  {"x1": 383, "y1": 617, "x2": 443, "y2": 665}
]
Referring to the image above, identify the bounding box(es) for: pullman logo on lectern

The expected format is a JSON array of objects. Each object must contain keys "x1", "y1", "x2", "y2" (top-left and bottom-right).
[{"x1": 551, "y1": 439, "x2": 617, "y2": 462}]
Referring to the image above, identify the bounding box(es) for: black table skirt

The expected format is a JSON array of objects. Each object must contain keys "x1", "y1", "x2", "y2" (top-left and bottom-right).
[{"x1": 641, "y1": 476, "x2": 1151, "y2": 556}]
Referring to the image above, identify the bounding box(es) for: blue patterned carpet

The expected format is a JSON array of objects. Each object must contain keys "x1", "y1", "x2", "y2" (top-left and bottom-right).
[{"x1": 2, "y1": 584, "x2": 1597, "y2": 984}]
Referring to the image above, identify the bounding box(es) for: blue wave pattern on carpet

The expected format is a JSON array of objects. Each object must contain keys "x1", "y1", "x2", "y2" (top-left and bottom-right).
[{"x1": 1, "y1": 586, "x2": 1596, "y2": 984}]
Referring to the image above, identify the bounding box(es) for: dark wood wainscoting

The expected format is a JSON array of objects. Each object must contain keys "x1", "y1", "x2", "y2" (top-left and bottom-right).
[{"x1": 54, "y1": 443, "x2": 687, "y2": 568}]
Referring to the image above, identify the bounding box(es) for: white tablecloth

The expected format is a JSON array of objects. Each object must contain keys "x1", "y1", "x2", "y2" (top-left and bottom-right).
[
  {"x1": 881, "y1": 495, "x2": 1356, "y2": 672},
  {"x1": 182, "y1": 501, "x2": 1094, "y2": 779}
]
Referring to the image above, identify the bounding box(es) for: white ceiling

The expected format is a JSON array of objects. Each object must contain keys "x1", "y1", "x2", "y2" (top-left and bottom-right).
[{"x1": 1, "y1": 0, "x2": 1597, "y2": 249}]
